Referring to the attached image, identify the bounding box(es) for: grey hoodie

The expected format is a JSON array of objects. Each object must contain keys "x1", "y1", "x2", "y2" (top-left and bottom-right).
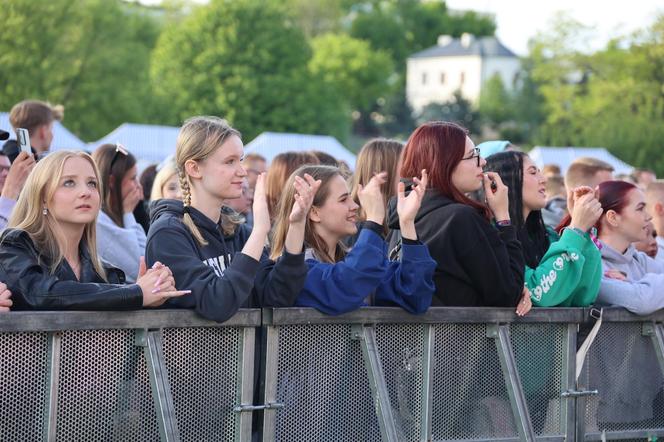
[{"x1": 597, "y1": 241, "x2": 664, "y2": 315}]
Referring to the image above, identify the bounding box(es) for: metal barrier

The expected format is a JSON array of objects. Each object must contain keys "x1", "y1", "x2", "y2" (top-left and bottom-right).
[
  {"x1": 2, "y1": 307, "x2": 664, "y2": 441},
  {"x1": 0, "y1": 309, "x2": 260, "y2": 442}
]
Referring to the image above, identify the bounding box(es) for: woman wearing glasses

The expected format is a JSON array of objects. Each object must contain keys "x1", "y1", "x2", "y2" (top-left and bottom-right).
[
  {"x1": 92, "y1": 144, "x2": 146, "y2": 282},
  {"x1": 389, "y1": 121, "x2": 528, "y2": 309}
]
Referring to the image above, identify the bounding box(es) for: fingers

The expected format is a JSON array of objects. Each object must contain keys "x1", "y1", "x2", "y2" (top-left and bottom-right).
[
  {"x1": 158, "y1": 290, "x2": 191, "y2": 298},
  {"x1": 515, "y1": 287, "x2": 532, "y2": 317},
  {"x1": 138, "y1": 256, "x2": 147, "y2": 277}
]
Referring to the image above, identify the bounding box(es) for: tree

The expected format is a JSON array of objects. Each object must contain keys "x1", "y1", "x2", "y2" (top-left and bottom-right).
[
  {"x1": 479, "y1": 74, "x2": 513, "y2": 127},
  {"x1": 415, "y1": 91, "x2": 481, "y2": 135},
  {"x1": 0, "y1": 0, "x2": 163, "y2": 141},
  {"x1": 150, "y1": 0, "x2": 349, "y2": 141}
]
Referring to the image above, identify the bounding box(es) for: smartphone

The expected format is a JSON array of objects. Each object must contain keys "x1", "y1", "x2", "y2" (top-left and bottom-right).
[
  {"x1": 400, "y1": 178, "x2": 414, "y2": 193},
  {"x1": 17, "y1": 128, "x2": 31, "y2": 154}
]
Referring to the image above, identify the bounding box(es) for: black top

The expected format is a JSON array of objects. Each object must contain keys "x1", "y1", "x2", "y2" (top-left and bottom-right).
[
  {"x1": 388, "y1": 189, "x2": 525, "y2": 307},
  {"x1": 146, "y1": 199, "x2": 308, "y2": 323},
  {"x1": 0, "y1": 229, "x2": 142, "y2": 310}
]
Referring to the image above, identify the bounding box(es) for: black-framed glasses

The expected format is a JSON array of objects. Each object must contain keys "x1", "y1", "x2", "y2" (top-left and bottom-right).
[
  {"x1": 110, "y1": 142, "x2": 129, "y2": 169},
  {"x1": 461, "y1": 147, "x2": 481, "y2": 167}
]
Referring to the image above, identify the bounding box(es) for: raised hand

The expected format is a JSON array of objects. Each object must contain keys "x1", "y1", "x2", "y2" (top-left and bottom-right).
[
  {"x1": 289, "y1": 174, "x2": 321, "y2": 224},
  {"x1": 357, "y1": 172, "x2": 388, "y2": 224},
  {"x1": 397, "y1": 169, "x2": 428, "y2": 223},
  {"x1": 483, "y1": 172, "x2": 510, "y2": 221},
  {"x1": 569, "y1": 192, "x2": 603, "y2": 232},
  {"x1": 251, "y1": 172, "x2": 271, "y2": 235}
]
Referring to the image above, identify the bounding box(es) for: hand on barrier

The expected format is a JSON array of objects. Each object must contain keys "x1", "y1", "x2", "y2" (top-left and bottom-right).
[
  {"x1": 515, "y1": 286, "x2": 532, "y2": 317},
  {"x1": 357, "y1": 171, "x2": 388, "y2": 224},
  {"x1": 483, "y1": 172, "x2": 510, "y2": 222},
  {"x1": 137, "y1": 257, "x2": 191, "y2": 307},
  {"x1": 569, "y1": 192, "x2": 603, "y2": 232},
  {"x1": 0, "y1": 282, "x2": 12, "y2": 312},
  {"x1": 251, "y1": 172, "x2": 271, "y2": 235},
  {"x1": 289, "y1": 173, "x2": 321, "y2": 224}
]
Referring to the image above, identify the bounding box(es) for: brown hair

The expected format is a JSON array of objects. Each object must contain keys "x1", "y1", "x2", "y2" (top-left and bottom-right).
[
  {"x1": 564, "y1": 158, "x2": 614, "y2": 190},
  {"x1": 265, "y1": 152, "x2": 319, "y2": 218},
  {"x1": 92, "y1": 144, "x2": 137, "y2": 228},
  {"x1": 350, "y1": 138, "x2": 403, "y2": 232},
  {"x1": 9, "y1": 100, "x2": 63, "y2": 135},
  {"x1": 271, "y1": 165, "x2": 346, "y2": 262}
]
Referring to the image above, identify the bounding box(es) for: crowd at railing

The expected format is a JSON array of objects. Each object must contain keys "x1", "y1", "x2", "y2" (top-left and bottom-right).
[{"x1": 1, "y1": 99, "x2": 664, "y2": 439}]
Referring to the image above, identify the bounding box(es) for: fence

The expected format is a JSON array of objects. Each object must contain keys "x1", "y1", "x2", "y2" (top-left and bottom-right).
[{"x1": 1, "y1": 307, "x2": 664, "y2": 441}]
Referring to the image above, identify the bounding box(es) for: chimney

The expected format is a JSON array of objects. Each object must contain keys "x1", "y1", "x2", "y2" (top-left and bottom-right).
[
  {"x1": 460, "y1": 33, "x2": 474, "y2": 48},
  {"x1": 437, "y1": 35, "x2": 453, "y2": 47}
]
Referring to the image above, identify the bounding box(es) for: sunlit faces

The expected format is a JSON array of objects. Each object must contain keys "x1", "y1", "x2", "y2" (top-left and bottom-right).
[
  {"x1": 610, "y1": 188, "x2": 652, "y2": 243},
  {"x1": 310, "y1": 174, "x2": 359, "y2": 241},
  {"x1": 0, "y1": 155, "x2": 10, "y2": 191},
  {"x1": 49, "y1": 157, "x2": 101, "y2": 226},
  {"x1": 451, "y1": 136, "x2": 486, "y2": 193},
  {"x1": 162, "y1": 173, "x2": 182, "y2": 200},
  {"x1": 521, "y1": 156, "x2": 547, "y2": 211},
  {"x1": 192, "y1": 135, "x2": 247, "y2": 200}
]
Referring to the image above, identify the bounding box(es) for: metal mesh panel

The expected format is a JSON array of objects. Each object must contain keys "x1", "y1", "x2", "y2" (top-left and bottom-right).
[
  {"x1": 56, "y1": 329, "x2": 159, "y2": 441},
  {"x1": 0, "y1": 331, "x2": 48, "y2": 441},
  {"x1": 375, "y1": 323, "x2": 425, "y2": 442},
  {"x1": 510, "y1": 323, "x2": 565, "y2": 435},
  {"x1": 162, "y1": 327, "x2": 243, "y2": 442},
  {"x1": 431, "y1": 323, "x2": 517, "y2": 440},
  {"x1": 582, "y1": 322, "x2": 664, "y2": 433},
  {"x1": 273, "y1": 324, "x2": 381, "y2": 442}
]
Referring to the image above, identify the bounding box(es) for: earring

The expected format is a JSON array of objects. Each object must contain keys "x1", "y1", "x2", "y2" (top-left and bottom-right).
[{"x1": 42, "y1": 207, "x2": 48, "y2": 216}]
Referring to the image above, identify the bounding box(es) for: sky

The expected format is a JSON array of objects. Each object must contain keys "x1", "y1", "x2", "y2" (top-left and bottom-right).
[{"x1": 445, "y1": 0, "x2": 664, "y2": 55}]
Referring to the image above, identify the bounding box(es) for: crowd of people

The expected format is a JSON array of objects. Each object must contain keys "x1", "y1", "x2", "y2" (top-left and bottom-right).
[{"x1": 0, "y1": 99, "x2": 663, "y2": 320}]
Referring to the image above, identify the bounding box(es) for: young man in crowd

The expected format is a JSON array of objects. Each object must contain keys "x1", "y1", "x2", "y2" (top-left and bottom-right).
[
  {"x1": 633, "y1": 168, "x2": 657, "y2": 190},
  {"x1": 2, "y1": 99, "x2": 62, "y2": 161},
  {"x1": 645, "y1": 181, "x2": 664, "y2": 264}
]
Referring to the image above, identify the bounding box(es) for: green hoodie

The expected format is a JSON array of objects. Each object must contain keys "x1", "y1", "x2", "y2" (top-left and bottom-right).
[{"x1": 525, "y1": 227, "x2": 602, "y2": 307}]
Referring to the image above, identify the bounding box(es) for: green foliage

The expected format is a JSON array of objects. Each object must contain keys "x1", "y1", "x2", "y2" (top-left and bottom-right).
[
  {"x1": 0, "y1": 0, "x2": 162, "y2": 141},
  {"x1": 150, "y1": 0, "x2": 349, "y2": 142},
  {"x1": 479, "y1": 74, "x2": 513, "y2": 126},
  {"x1": 309, "y1": 34, "x2": 394, "y2": 113},
  {"x1": 416, "y1": 91, "x2": 481, "y2": 135}
]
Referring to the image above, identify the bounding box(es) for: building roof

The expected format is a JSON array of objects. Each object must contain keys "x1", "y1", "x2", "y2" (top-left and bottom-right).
[
  {"x1": 88, "y1": 123, "x2": 181, "y2": 164},
  {"x1": 244, "y1": 132, "x2": 356, "y2": 168},
  {"x1": 409, "y1": 36, "x2": 517, "y2": 59},
  {"x1": 528, "y1": 146, "x2": 633, "y2": 175},
  {"x1": 0, "y1": 112, "x2": 85, "y2": 151}
]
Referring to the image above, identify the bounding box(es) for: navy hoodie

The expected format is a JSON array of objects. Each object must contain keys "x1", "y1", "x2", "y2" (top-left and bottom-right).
[
  {"x1": 296, "y1": 221, "x2": 436, "y2": 315},
  {"x1": 387, "y1": 190, "x2": 525, "y2": 307},
  {"x1": 146, "y1": 200, "x2": 307, "y2": 322}
]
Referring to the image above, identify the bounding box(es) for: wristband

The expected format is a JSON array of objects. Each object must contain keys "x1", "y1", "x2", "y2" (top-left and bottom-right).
[{"x1": 495, "y1": 219, "x2": 511, "y2": 227}]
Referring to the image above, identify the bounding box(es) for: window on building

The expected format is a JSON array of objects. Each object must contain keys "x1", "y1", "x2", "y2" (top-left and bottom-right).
[
  {"x1": 460, "y1": 72, "x2": 465, "y2": 86},
  {"x1": 440, "y1": 73, "x2": 446, "y2": 84},
  {"x1": 422, "y1": 72, "x2": 427, "y2": 85}
]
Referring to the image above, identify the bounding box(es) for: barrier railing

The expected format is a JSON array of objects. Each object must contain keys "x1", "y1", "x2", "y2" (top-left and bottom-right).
[{"x1": 1, "y1": 307, "x2": 664, "y2": 442}]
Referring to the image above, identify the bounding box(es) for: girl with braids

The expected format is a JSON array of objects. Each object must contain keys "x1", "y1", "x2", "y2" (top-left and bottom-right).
[
  {"x1": 146, "y1": 116, "x2": 319, "y2": 322},
  {"x1": 0, "y1": 151, "x2": 188, "y2": 310},
  {"x1": 270, "y1": 165, "x2": 435, "y2": 315},
  {"x1": 92, "y1": 144, "x2": 146, "y2": 282},
  {"x1": 485, "y1": 151, "x2": 603, "y2": 306}
]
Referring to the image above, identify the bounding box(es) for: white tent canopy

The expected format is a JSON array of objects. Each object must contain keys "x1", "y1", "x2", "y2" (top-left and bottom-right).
[
  {"x1": 528, "y1": 146, "x2": 634, "y2": 175},
  {"x1": 0, "y1": 112, "x2": 85, "y2": 151},
  {"x1": 88, "y1": 123, "x2": 180, "y2": 165},
  {"x1": 244, "y1": 132, "x2": 356, "y2": 168}
]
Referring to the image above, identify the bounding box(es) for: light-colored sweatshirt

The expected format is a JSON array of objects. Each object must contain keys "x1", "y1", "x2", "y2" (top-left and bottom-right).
[
  {"x1": 597, "y1": 241, "x2": 664, "y2": 315},
  {"x1": 96, "y1": 211, "x2": 146, "y2": 283}
]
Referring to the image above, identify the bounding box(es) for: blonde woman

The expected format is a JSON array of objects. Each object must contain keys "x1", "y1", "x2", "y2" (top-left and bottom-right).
[
  {"x1": 146, "y1": 116, "x2": 319, "y2": 323},
  {"x1": 0, "y1": 151, "x2": 188, "y2": 310},
  {"x1": 151, "y1": 160, "x2": 182, "y2": 201}
]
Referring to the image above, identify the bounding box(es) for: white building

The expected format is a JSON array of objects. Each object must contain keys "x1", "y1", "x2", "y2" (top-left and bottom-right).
[{"x1": 406, "y1": 33, "x2": 520, "y2": 111}]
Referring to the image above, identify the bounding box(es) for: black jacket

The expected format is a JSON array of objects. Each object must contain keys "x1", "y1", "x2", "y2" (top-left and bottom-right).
[
  {"x1": 0, "y1": 229, "x2": 142, "y2": 310},
  {"x1": 388, "y1": 190, "x2": 525, "y2": 307},
  {"x1": 146, "y1": 200, "x2": 307, "y2": 322},
  {"x1": 2, "y1": 139, "x2": 38, "y2": 163}
]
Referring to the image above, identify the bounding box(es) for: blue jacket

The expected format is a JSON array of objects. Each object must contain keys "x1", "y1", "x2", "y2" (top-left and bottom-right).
[{"x1": 296, "y1": 223, "x2": 436, "y2": 315}]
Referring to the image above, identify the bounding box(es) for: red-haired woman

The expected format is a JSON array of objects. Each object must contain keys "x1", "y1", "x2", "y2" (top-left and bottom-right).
[{"x1": 389, "y1": 121, "x2": 527, "y2": 309}]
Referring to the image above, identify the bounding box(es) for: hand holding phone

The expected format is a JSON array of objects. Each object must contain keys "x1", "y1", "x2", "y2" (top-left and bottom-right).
[{"x1": 17, "y1": 128, "x2": 31, "y2": 154}]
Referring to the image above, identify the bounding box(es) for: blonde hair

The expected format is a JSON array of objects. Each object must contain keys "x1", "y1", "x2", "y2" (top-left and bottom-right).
[
  {"x1": 176, "y1": 116, "x2": 243, "y2": 245},
  {"x1": 150, "y1": 161, "x2": 179, "y2": 201},
  {"x1": 7, "y1": 150, "x2": 107, "y2": 279},
  {"x1": 271, "y1": 165, "x2": 347, "y2": 262},
  {"x1": 350, "y1": 138, "x2": 403, "y2": 232}
]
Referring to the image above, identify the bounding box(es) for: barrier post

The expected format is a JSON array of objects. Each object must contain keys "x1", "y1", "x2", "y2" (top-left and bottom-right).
[{"x1": 43, "y1": 332, "x2": 61, "y2": 442}]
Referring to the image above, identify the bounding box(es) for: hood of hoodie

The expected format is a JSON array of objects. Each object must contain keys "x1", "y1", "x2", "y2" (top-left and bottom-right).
[
  {"x1": 600, "y1": 241, "x2": 648, "y2": 280},
  {"x1": 387, "y1": 189, "x2": 459, "y2": 230}
]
